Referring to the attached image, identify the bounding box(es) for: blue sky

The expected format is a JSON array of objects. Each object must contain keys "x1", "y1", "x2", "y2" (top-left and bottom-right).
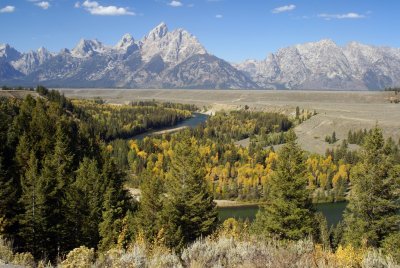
[{"x1": 0, "y1": 0, "x2": 399, "y2": 62}]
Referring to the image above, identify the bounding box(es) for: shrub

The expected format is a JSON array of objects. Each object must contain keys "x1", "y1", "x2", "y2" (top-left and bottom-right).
[
  {"x1": 362, "y1": 249, "x2": 398, "y2": 268},
  {"x1": 0, "y1": 237, "x2": 14, "y2": 264},
  {"x1": 335, "y1": 244, "x2": 365, "y2": 267},
  {"x1": 12, "y1": 252, "x2": 35, "y2": 267},
  {"x1": 382, "y1": 232, "x2": 400, "y2": 263},
  {"x1": 60, "y1": 246, "x2": 95, "y2": 268},
  {"x1": 220, "y1": 218, "x2": 242, "y2": 239},
  {"x1": 181, "y1": 236, "x2": 319, "y2": 268}
]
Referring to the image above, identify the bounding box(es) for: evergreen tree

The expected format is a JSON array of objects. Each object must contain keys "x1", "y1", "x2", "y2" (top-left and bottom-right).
[
  {"x1": 342, "y1": 128, "x2": 400, "y2": 247},
  {"x1": 22, "y1": 121, "x2": 76, "y2": 260},
  {"x1": 0, "y1": 100, "x2": 20, "y2": 236},
  {"x1": 253, "y1": 135, "x2": 316, "y2": 240},
  {"x1": 68, "y1": 157, "x2": 103, "y2": 249},
  {"x1": 19, "y1": 152, "x2": 46, "y2": 259},
  {"x1": 98, "y1": 152, "x2": 132, "y2": 251},
  {"x1": 161, "y1": 134, "x2": 218, "y2": 250},
  {"x1": 135, "y1": 171, "x2": 164, "y2": 243}
]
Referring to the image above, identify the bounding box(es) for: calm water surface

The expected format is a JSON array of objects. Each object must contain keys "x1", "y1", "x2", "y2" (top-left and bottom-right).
[
  {"x1": 218, "y1": 202, "x2": 347, "y2": 226},
  {"x1": 134, "y1": 112, "x2": 209, "y2": 140}
]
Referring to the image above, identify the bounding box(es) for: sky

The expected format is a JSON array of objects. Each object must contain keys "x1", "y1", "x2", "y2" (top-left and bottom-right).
[{"x1": 0, "y1": 0, "x2": 400, "y2": 62}]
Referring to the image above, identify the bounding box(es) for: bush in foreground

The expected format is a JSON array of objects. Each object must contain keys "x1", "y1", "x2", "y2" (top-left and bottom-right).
[{"x1": 1, "y1": 234, "x2": 399, "y2": 267}]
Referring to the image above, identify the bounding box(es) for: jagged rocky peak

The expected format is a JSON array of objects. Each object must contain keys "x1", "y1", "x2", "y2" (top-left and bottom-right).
[
  {"x1": 145, "y1": 22, "x2": 168, "y2": 41},
  {"x1": 140, "y1": 22, "x2": 206, "y2": 64},
  {"x1": 36, "y1": 47, "x2": 52, "y2": 58},
  {"x1": 59, "y1": 48, "x2": 71, "y2": 54},
  {"x1": 71, "y1": 39, "x2": 106, "y2": 57},
  {"x1": 0, "y1": 44, "x2": 21, "y2": 62},
  {"x1": 37, "y1": 46, "x2": 48, "y2": 53},
  {"x1": 115, "y1": 33, "x2": 136, "y2": 50}
]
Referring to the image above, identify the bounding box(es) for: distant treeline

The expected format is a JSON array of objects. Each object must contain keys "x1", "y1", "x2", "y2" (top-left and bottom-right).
[
  {"x1": 384, "y1": 87, "x2": 400, "y2": 93},
  {"x1": 1, "y1": 86, "x2": 35, "y2": 91}
]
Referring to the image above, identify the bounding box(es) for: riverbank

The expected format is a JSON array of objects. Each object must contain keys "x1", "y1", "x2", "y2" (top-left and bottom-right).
[
  {"x1": 132, "y1": 112, "x2": 209, "y2": 140},
  {"x1": 217, "y1": 201, "x2": 348, "y2": 226},
  {"x1": 214, "y1": 199, "x2": 263, "y2": 208}
]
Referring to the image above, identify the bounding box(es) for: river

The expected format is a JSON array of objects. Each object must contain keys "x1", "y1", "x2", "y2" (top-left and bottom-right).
[
  {"x1": 218, "y1": 202, "x2": 347, "y2": 226},
  {"x1": 133, "y1": 112, "x2": 209, "y2": 140}
]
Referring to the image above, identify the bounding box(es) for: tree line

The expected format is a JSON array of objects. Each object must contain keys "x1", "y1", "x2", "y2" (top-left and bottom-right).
[{"x1": 72, "y1": 99, "x2": 193, "y2": 141}]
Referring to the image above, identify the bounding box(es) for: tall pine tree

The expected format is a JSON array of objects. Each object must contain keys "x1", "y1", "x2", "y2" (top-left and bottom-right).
[
  {"x1": 342, "y1": 127, "x2": 400, "y2": 247},
  {"x1": 161, "y1": 133, "x2": 218, "y2": 250},
  {"x1": 253, "y1": 134, "x2": 316, "y2": 240},
  {"x1": 68, "y1": 157, "x2": 103, "y2": 249},
  {"x1": 98, "y1": 151, "x2": 133, "y2": 251},
  {"x1": 19, "y1": 152, "x2": 46, "y2": 259},
  {"x1": 135, "y1": 170, "x2": 164, "y2": 243}
]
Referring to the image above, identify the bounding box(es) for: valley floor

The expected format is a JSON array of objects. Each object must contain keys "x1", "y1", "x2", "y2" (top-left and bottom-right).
[{"x1": 60, "y1": 89, "x2": 400, "y2": 154}]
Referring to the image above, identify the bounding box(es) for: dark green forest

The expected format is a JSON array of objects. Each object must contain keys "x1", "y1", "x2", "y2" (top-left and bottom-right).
[{"x1": 0, "y1": 87, "x2": 202, "y2": 261}]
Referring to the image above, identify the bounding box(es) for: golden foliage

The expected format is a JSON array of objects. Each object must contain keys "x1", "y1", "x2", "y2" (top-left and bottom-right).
[
  {"x1": 335, "y1": 244, "x2": 366, "y2": 268},
  {"x1": 59, "y1": 246, "x2": 95, "y2": 268}
]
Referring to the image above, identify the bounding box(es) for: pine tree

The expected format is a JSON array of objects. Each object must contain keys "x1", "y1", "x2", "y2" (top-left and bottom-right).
[
  {"x1": 135, "y1": 170, "x2": 164, "y2": 243},
  {"x1": 23, "y1": 121, "x2": 75, "y2": 260},
  {"x1": 253, "y1": 136, "x2": 316, "y2": 240},
  {"x1": 161, "y1": 134, "x2": 218, "y2": 250},
  {"x1": 0, "y1": 103, "x2": 19, "y2": 238},
  {"x1": 98, "y1": 152, "x2": 132, "y2": 251},
  {"x1": 19, "y1": 152, "x2": 46, "y2": 259},
  {"x1": 342, "y1": 128, "x2": 400, "y2": 247},
  {"x1": 68, "y1": 157, "x2": 103, "y2": 249}
]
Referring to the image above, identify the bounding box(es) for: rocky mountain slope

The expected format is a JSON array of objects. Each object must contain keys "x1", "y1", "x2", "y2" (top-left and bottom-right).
[
  {"x1": 235, "y1": 39, "x2": 400, "y2": 90},
  {"x1": 1, "y1": 24, "x2": 400, "y2": 90},
  {"x1": 0, "y1": 23, "x2": 256, "y2": 89}
]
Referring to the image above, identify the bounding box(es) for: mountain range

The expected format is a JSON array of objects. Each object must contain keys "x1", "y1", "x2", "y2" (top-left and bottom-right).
[{"x1": 1, "y1": 22, "x2": 400, "y2": 90}]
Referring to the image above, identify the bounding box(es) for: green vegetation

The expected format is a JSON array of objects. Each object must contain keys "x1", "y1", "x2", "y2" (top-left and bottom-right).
[
  {"x1": 342, "y1": 128, "x2": 400, "y2": 248},
  {"x1": 253, "y1": 134, "x2": 316, "y2": 240},
  {"x1": 325, "y1": 131, "x2": 338, "y2": 144},
  {"x1": 0, "y1": 89, "x2": 135, "y2": 260},
  {"x1": 384, "y1": 87, "x2": 400, "y2": 93},
  {"x1": 0, "y1": 87, "x2": 201, "y2": 262},
  {"x1": 72, "y1": 99, "x2": 194, "y2": 140},
  {"x1": 0, "y1": 87, "x2": 399, "y2": 266},
  {"x1": 127, "y1": 110, "x2": 295, "y2": 200},
  {"x1": 129, "y1": 111, "x2": 389, "y2": 203},
  {"x1": 347, "y1": 128, "x2": 370, "y2": 145}
]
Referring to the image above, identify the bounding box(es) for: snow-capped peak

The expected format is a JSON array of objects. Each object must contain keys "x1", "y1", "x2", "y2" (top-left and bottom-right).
[
  {"x1": 140, "y1": 22, "x2": 206, "y2": 64},
  {"x1": 0, "y1": 44, "x2": 21, "y2": 61},
  {"x1": 72, "y1": 39, "x2": 107, "y2": 58},
  {"x1": 115, "y1": 33, "x2": 136, "y2": 51},
  {"x1": 144, "y1": 22, "x2": 168, "y2": 42}
]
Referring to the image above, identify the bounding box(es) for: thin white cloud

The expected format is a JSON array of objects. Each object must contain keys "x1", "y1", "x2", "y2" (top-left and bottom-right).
[
  {"x1": 35, "y1": 1, "x2": 50, "y2": 10},
  {"x1": 0, "y1": 5, "x2": 15, "y2": 13},
  {"x1": 215, "y1": 14, "x2": 223, "y2": 19},
  {"x1": 74, "y1": 2, "x2": 81, "y2": 8},
  {"x1": 79, "y1": 0, "x2": 135, "y2": 16},
  {"x1": 318, "y1": 12, "x2": 365, "y2": 20},
  {"x1": 272, "y1": 4, "x2": 296, "y2": 14},
  {"x1": 169, "y1": 1, "x2": 183, "y2": 7}
]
